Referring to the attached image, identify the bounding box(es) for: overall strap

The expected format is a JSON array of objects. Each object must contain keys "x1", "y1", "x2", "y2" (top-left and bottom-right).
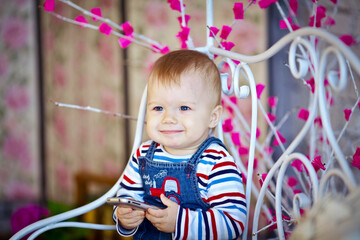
[
  {"x1": 188, "y1": 137, "x2": 227, "y2": 165},
  {"x1": 144, "y1": 141, "x2": 158, "y2": 159}
]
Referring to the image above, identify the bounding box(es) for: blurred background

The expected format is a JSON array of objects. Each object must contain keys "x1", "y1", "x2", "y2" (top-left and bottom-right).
[{"x1": 0, "y1": 0, "x2": 359, "y2": 239}]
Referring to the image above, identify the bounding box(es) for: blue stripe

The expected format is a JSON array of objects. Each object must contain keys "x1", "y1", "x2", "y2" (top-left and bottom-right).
[
  {"x1": 197, "y1": 209, "x2": 203, "y2": 240},
  {"x1": 197, "y1": 177, "x2": 207, "y2": 187},
  {"x1": 175, "y1": 207, "x2": 183, "y2": 240},
  {"x1": 219, "y1": 211, "x2": 232, "y2": 240},
  {"x1": 198, "y1": 159, "x2": 217, "y2": 166},
  {"x1": 202, "y1": 211, "x2": 210, "y2": 239},
  {"x1": 202, "y1": 154, "x2": 222, "y2": 160},
  {"x1": 211, "y1": 199, "x2": 247, "y2": 209},
  {"x1": 153, "y1": 155, "x2": 188, "y2": 163},
  {"x1": 207, "y1": 177, "x2": 242, "y2": 189},
  {"x1": 129, "y1": 160, "x2": 139, "y2": 173},
  {"x1": 209, "y1": 169, "x2": 242, "y2": 180},
  {"x1": 120, "y1": 182, "x2": 143, "y2": 191}
]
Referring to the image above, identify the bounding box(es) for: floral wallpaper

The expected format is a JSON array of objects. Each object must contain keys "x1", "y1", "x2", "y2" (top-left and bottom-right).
[
  {"x1": 41, "y1": 0, "x2": 126, "y2": 204},
  {"x1": 0, "y1": 0, "x2": 40, "y2": 203}
]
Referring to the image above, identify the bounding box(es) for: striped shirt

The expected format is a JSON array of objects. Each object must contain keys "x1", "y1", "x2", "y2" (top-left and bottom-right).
[{"x1": 114, "y1": 140, "x2": 247, "y2": 239}]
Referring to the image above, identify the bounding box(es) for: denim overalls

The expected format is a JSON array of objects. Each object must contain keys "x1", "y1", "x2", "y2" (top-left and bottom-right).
[{"x1": 135, "y1": 137, "x2": 226, "y2": 240}]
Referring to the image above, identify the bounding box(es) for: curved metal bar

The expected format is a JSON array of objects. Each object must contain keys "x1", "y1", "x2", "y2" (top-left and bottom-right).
[
  {"x1": 293, "y1": 193, "x2": 310, "y2": 219},
  {"x1": 28, "y1": 223, "x2": 116, "y2": 240},
  {"x1": 317, "y1": 47, "x2": 357, "y2": 186},
  {"x1": 232, "y1": 63, "x2": 258, "y2": 240},
  {"x1": 318, "y1": 169, "x2": 356, "y2": 198},
  {"x1": 209, "y1": 27, "x2": 360, "y2": 76},
  {"x1": 251, "y1": 32, "x2": 321, "y2": 240},
  {"x1": 275, "y1": 153, "x2": 319, "y2": 240}
]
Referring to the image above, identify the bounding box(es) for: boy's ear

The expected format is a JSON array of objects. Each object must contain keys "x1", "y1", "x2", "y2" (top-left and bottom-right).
[{"x1": 209, "y1": 105, "x2": 223, "y2": 128}]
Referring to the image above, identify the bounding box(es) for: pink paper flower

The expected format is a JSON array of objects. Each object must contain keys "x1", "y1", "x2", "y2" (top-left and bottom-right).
[
  {"x1": 118, "y1": 38, "x2": 132, "y2": 49},
  {"x1": 43, "y1": 0, "x2": 54, "y2": 11},
  {"x1": 312, "y1": 156, "x2": 326, "y2": 172},
  {"x1": 169, "y1": 0, "x2": 185, "y2": 12},
  {"x1": 309, "y1": 6, "x2": 327, "y2": 28},
  {"x1": 75, "y1": 15, "x2": 88, "y2": 27},
  {"x1": 258, "y1": 0, "x2": 278, "y2": 9},
  {"x1": 2, "y1": 17, "x2": 28, "y2": 50},
  {"x1": 177, "y1": 15, "x2": 191, "y2": 26},
  {"x1": 330, "y1": 0, "x2": 338, "y2": 4},
  {"x1": 231, "y1": 132, "x2": 241, "y2": 146},
  {"x1": 358, "y1": 102, "x2": 360, "y2": 110},
  {"x1": 280, "y1": 17, "x2": 292, "y2": 29},
  {"x1": 220, "y1": 25, "x2": 232, "y2": 40},
  {"x1": 344, "y1": 109, "x2": 352, "y2": 121},
  {"x1": 293, "y1": 189, "x2": 302, "y2": 194},
  {"x1": 152, "y1": 45, "x2": 170, "y2": 54},
  {"x1": 5, "y1": 84, "x2": 29, "y2": 111},
  {"x1": 267, "y1": 113, "x2": 276, "y2": 122},
  {"x1": 298, "y1": 108, "x2": 309, "y2": 121},
  {"x1": 176, "y1": 26, "x2": 190, "y2": 42},
  {"x1": 324, "y1": 16, "x2": 336, "y2": 27},
  {"x1": 306, "y1": 78, "x2": 315, "y2": 93},
  {"x1": 256, "y1": 84, "x2": 265, "y2": 99},
  {"x1": 351, "y1": 147, "x2": 360, "y2": 170},
  {"x1": 289, "y1": 0, "x2": 298, "y2": 16},
  {"x1": 222, "y1": 118, "x2": 233, "y2": 132},
  {"x1": 209, "y1": 26, "x2": 219, "y2": 37},
  {"x1": 291, "y1": 159, "x2": 305, "y2": 172},
  {"x1": 268, "y1": 96, "x2": 278, "y2": 108},
  {"x1": 291, "y1": 24, "x2": 301, "y2": 31},
  {"x1": 256, "y1": 127, "x2": 261, "y2": 139},
  {"x1": 99, "y1": 22, "x2": 112, "y2": 35},
  {"x1": 238, "y1": 146, "x2": 249, "y2": 156},
  {"x1": 91, "y1": 7, "x2": 102, "y2": 21},
  {"x1": 233, "y1": 2, "x2": 244, "y2": 20},
  {"x1": 259, "y1": 173, "x2": 268, "y2": 187},
  {"x1": 339, "y1": 35, "x2": 357, "y2": 46},
  {"x1": 221, "y1": 41, "x2": 235, "y2": 51},
  {"x1": 314, "y1": 117, "x2": 323, "y2": 128},
  {"x1": 273, "y1": 130, "x2": 286, "y2": 146},
  {"x1": 121, "y1": 22, "x2": 134, "y2": 36},
  {"x1": 287, "y1": 176, "x2": 298, "y2": 188}
]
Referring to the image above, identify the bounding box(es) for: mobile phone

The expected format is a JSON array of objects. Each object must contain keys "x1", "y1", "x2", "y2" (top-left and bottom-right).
[{"x1": 106, "y1": 197, "x2": 160, "y2": 210}]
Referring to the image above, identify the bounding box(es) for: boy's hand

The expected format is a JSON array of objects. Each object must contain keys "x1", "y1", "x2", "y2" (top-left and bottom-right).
[
  {"x1": 115, "y1": 206, "x2": 145, "y2": 230},
  {"x1": 146, "y1": 194, "x2": 179, "y2": 233}
]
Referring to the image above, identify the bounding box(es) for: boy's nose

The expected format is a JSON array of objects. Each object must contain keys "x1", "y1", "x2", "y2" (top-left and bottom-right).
[{"x1": 162, "y1": 110, "x2": 177, "y2": 124}]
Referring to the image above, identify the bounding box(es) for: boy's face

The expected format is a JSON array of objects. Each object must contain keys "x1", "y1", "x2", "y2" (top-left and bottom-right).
[{"x1": 146, "y1": 71, "x2": 222, "y2": 156}]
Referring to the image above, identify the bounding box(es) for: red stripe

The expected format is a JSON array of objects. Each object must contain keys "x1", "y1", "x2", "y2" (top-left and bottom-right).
[
  {"x1": 207, "y1": 192, "x2": 246, "y2": 202},
  {"x1": 209, "y1": 209, "x2": 218, "y2": 240},
  {"x1": 196, "y1": 173, "x2": 209, "y2": 180},
  {"x1": 224, "y1": 211, "x2": 245, "y2": 233},
  {"x1": 212, "y1": 161, "x2": 237, "y2": 170},
  {"x1": 123, "y1": 174, "x2": 135, "y2": 184},
  {"x1": 136, "y1": 148, "x2": 141, "y2": 159},
  {"x1": 183, "y1": 208, "x2": 189, "y2": 240},
  {"x1": 204, "y1": 149, "x2": 227, "y2": 157}
]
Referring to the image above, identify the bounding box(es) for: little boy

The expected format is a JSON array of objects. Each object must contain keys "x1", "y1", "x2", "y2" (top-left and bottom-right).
[{"x1": 113, "y1": 49, "x2": 246, "y2": 239}]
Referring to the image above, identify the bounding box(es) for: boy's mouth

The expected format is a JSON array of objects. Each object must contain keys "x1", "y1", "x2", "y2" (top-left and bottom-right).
[{"x1": 160, "y1": 130, "x2": 183, "y2": 134}]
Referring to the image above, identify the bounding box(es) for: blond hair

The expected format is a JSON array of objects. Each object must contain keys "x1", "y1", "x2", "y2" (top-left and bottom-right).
[{"x1": 148, "y1": 49, "x2": 221, "y2": 104}]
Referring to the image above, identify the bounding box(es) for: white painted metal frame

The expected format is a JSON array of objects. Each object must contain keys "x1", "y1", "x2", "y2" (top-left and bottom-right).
[{"x1": 10, "y1": 0, "x2": 360, "y2": 239}]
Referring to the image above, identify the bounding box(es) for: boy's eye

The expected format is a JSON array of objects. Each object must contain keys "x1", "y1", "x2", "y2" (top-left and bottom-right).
[
  {"x1": 180, "y1": 106, "x2": 190, "y2": 111},
  {"x1": 153, "y1": 106, "x2": 163, "y2": 111}
]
